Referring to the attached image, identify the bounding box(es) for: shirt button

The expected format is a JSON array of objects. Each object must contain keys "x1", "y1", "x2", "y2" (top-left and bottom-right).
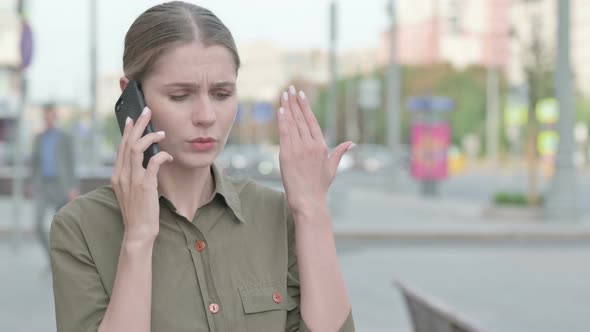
[
  {"x1": 272, "y1": 292, "x2": 283, "y2": 304},
  {"x1": 195, "y1": 240, "x2": 206, "y2": 252},
  {"x1": 208, "y1": 303, "x2": 220, "y2": 314}
]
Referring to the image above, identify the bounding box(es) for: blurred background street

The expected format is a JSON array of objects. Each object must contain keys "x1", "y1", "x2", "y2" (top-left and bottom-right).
[{"x1": 2, "y1": 0, "x2": 590, "y2": 331}]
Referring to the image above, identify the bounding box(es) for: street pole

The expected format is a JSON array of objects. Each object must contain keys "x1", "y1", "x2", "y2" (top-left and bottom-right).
[
  {"x1": 89, "y1": 0, "x2": 98, "y2": 172},
  {"x1": 386, "y1": 0, "x2": 401, "y2": 190},
  {"x1": 345, "y1": 77, "x2": 359, "y2": 143},
  {"x1": 327, "y1": 1, "x2": 338, "y2": 147},
  {"x1": 544, "y1": 0, "x2": 578, "y2": 221},
  {"x1": 12, "y1": 0, "x2": 28, "y2": 250},
  {"x1": 486, "y1": 65, "x2": 499, "y2": 164}
]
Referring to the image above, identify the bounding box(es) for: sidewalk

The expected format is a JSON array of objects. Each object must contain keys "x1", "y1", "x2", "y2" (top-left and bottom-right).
[
  {"x1": 3, "y1": 187, "x2": 590, "y2": 242},
  {"x1": 329, "y1": 186, "x2": 590, "y2": 242}
]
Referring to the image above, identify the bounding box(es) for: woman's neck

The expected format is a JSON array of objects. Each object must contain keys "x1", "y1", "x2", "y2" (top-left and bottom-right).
[{"x1": 157, "y1": 162, "x2": 216, "y2": 221}]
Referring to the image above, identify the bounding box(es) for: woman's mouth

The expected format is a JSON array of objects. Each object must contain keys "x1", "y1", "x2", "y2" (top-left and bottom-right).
[{"x1": 188, "y1": 137, "x2": 217, "y2": 152}]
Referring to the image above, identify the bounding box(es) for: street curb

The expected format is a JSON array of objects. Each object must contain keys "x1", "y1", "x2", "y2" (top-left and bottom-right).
[
  {"x1": 333, "y1": 230, "x2": 590, "y2": 242},
  {"x1": 4, "y1": 228, "x2": 590, "y2": 243}
]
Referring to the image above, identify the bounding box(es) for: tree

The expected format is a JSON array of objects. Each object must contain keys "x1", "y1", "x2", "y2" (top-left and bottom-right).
[{"x1": 519, "y1": 14, "x2": 555, "y2": 206}]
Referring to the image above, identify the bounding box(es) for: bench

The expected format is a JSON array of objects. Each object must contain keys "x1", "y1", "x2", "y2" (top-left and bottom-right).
[{"x1": 395, "y1": 280, "x2": 489, "y2": 332}]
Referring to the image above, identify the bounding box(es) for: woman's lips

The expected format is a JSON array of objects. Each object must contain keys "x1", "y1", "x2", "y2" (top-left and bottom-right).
[{"x1": 188, "y1": 138, "x2": 216, "y2": 152}]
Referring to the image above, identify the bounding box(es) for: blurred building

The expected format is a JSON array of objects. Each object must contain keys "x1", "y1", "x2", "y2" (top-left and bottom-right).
[
  {"x1": 237, "y1": 42, "x2": 329, "y2": 102},
  {"x1": 379, "y1": 0, "x2": 511, "y2": 69},
  {"x1": 238, "y1": 42, "x2": 383, "y2": 102},
  {"x1": 236, "y1": 42, "x2": 383, "y2": 144},
  {"x1": 376, "y1": 0, "x2": 590, "y2": 97}
]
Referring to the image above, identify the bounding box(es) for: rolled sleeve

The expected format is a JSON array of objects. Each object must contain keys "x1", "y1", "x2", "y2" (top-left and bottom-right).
[{"x1": 50, "y1": 215, "x2": 108, "y2": 332}]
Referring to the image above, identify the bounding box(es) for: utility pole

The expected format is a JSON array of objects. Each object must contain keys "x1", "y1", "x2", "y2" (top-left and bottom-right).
[
  {"x1": 12, "y1": 0, "x2": 31, "y2": 250},
  {"x1": 544, "y1": 0, "x2": 578, "y2": 221},
  {"x1": 327, "y1": 2, "x2": 338, "y2": 147},
  {"x1": 386, "y1": 0, "x2": 401, "y2": 190},
  {"x1": 486, "y1": 65, "x2": 500, "y2": 164},
  {"x1": 89, "y1": 0, "x2": 98, "y2": 171},
  {"x1": 345, "y1": 75, "x2": 359, "y2": 143},
  {"x1": 485, "y1": 1, "x2": 502, "y2": 166}
]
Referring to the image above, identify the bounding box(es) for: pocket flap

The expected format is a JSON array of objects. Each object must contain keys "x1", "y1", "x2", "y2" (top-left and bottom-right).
[{"x1": 238, "y1": 283, "x2": 297, "y2": 314}]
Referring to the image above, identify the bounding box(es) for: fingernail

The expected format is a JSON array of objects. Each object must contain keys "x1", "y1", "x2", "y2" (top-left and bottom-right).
[
  {"x1": 125, "y1": 117, "x2": 131, "y2": 124},
  {"x1": 169, "y1": 155, "x2": 174, "y2": 161},
  {"x1": 141, "y1": 106, "x2": 150, "y2": 116},
  {"x1": 346, "y1": 143, "x2": 356, "y2": 151},
  {"x1": 282, "y1": 91, "x2": 288, "y2": 101},
  {"x1": 299, "y1": 90, "x2": 306, "y2": 99},
  {"x1": 157, "y1": 131, "x2": 165, "y2": 136},
  {"x1": 289, "y1": 85, "x2": 296, "y2": 95},
  {"x1": 279, "y1": 107, "x2": 284, "y2": 115}
]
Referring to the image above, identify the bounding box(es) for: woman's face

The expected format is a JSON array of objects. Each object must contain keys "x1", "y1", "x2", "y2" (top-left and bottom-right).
[{"x1": 139, "y1": 41, "x2": 238, "y2": 170}]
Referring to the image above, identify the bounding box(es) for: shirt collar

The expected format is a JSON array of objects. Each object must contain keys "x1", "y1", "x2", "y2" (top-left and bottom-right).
[
  {"x1": 211, "y1": 162, "x2": 246, "y2": 223},
  {"x1": 158, "y1": 163, "x2": 246, "y2": 223}
]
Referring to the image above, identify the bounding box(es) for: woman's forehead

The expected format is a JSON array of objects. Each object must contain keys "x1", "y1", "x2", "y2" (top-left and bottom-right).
[{"x1": 149, "y1": 42, "x2": 236, "y2": 84}]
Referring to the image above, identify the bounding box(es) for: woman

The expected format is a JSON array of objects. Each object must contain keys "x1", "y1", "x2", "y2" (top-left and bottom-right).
[{"x1": 50, "y1": 2, "x2": 355, "y2": 331}]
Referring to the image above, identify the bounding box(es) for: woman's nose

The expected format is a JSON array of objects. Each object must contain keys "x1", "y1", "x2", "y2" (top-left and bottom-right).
[{"x1": 191, "y1": 96, "x2": 216, "y2": 126}]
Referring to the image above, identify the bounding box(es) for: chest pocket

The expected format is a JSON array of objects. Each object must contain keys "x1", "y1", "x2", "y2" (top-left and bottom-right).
[
  {"x1": 239, "y1": 282, "x2": 297, "y2": 314},
  {"x1": 238, "y1": 283, "x2": 297, "y2": 331}
]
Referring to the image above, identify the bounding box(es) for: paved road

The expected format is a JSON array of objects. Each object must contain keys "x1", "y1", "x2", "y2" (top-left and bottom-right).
[
  {"x1": 2, "y1": 169, "x2": 590, "y2": 331},
  {"x1": 3, "y1": 240, "x2": 590, "y2": 332},
  {"x1": 338, "y1": 242, "x2": 590, "y2": 332}
]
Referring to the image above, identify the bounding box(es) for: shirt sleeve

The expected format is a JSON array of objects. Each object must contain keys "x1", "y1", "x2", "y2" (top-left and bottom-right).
[
  {"x1": 50, "y1": 214, "x2": 108, "y2": 332},
  {"x1": 283, "y1": 197, "x2": 355, "y2": 332}
]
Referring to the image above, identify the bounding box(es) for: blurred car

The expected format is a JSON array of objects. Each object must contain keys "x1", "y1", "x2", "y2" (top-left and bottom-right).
[
  {"x1": 217, "y1": 144, "x2": 264, "y2": 178},
  {"x1": 218, "y1": 143, "x2": 354, "y2": 180},
  {"x1": 348, "y1": 143, "x2": 396, "y2": 173}
]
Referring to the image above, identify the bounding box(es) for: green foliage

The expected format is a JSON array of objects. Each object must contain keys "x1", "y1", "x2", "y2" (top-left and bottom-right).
[
  {"x1": 575, "y1": 96, "x2": 590, "y2": 124},
  {"x1": 315, "y1": 63, "x2": 491, "y2": 147},
  {"x1": 493, "y1": 191, "x2": 545, "y2": 206}
]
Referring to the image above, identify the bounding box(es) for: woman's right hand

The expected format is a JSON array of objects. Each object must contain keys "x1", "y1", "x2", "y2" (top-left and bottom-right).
[{"x1": 111, "y1": 106, "x2": 173, "y2": 244}]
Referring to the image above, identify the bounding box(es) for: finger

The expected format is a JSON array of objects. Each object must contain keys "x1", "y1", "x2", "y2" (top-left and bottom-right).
[
  {"x1": 280, "y1": 91, "x2": 296, "y2": 146},
  {"x1": 145, "y1": 151, "x2": 174, "y2": 180},
  {"x1": 277, "y1": 106, "x2": 292, "y2": 149},
  {"x1": 131, "y1": 131, "x2": 167, "y2": 175},
  {"x1": 112, "y1": 117, "x2": 133, "y2": 186},
  {"x1": 296, "y1": 90, "x2": 323, "y2": 140},
  {"x1": 287, "y1": 85, "x2": 312, "y2": 140},
  {"x1": 121, "y1": 115, "x2": 140, "y2": 188},
  {"x1": 129, "y1": 106, "x2": 152, "y2": 144},
  {"x1": 328, "y1": 142, "x2": 355, "y2": 177}
]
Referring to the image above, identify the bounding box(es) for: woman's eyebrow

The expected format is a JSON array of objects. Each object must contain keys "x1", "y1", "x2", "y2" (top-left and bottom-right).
[
  {"x1": 163, "y1": 82, "x2": 236, "y2": 89},
  {"x1": 163, "y1": 82, "x2": 197, "y2": 89},
  {"x1": 211, "y1": 82, "x2": 236, "y2": 89}
]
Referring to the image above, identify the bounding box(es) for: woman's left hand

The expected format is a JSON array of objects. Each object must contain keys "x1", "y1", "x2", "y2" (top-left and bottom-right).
[{"x1": 277, "y1": 85, "x2": 354, "y2": 217}]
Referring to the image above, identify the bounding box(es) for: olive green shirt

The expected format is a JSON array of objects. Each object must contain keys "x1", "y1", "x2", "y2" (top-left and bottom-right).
[{"x1": 50, "y1": 163, "x2": 354, "y2": 332}]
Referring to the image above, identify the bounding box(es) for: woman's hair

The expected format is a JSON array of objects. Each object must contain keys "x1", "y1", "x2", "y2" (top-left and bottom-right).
[{"x1": 123, "y1": 1, "x2": 240, "y2": 82}]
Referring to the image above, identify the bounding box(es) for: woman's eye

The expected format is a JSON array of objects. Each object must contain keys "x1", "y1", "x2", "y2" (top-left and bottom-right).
[
  {"x1": 214, "y1": 91, "x2": 232, "y2": 99},
  {"x1": 170, "y1": 94, "x2": 189, "y2": 102}
]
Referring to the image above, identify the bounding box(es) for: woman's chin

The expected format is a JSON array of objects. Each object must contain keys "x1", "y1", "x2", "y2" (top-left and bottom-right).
[{"x1": 169, "y1": 153, "x2": 217, "y2": 170}]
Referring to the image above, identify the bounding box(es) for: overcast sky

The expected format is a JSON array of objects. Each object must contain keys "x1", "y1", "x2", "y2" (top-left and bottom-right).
[{"x1": 19, "y1": 0, "x2": 392, "y2": 106}]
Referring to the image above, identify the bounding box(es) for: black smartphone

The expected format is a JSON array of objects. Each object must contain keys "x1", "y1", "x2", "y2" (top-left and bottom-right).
[{"x1": 115, "y1": 79, "x2": 160, "y2": 168}]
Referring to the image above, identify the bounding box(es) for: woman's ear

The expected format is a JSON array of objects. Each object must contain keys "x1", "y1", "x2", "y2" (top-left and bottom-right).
[{"x1": 119, "y1": 77, "x2": 129, "y2": 92}]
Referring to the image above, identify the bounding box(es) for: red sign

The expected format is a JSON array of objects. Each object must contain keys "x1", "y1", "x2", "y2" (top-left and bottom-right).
[{"x1": 411, "y1": 123, "x2": 450, "y2": 180}]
